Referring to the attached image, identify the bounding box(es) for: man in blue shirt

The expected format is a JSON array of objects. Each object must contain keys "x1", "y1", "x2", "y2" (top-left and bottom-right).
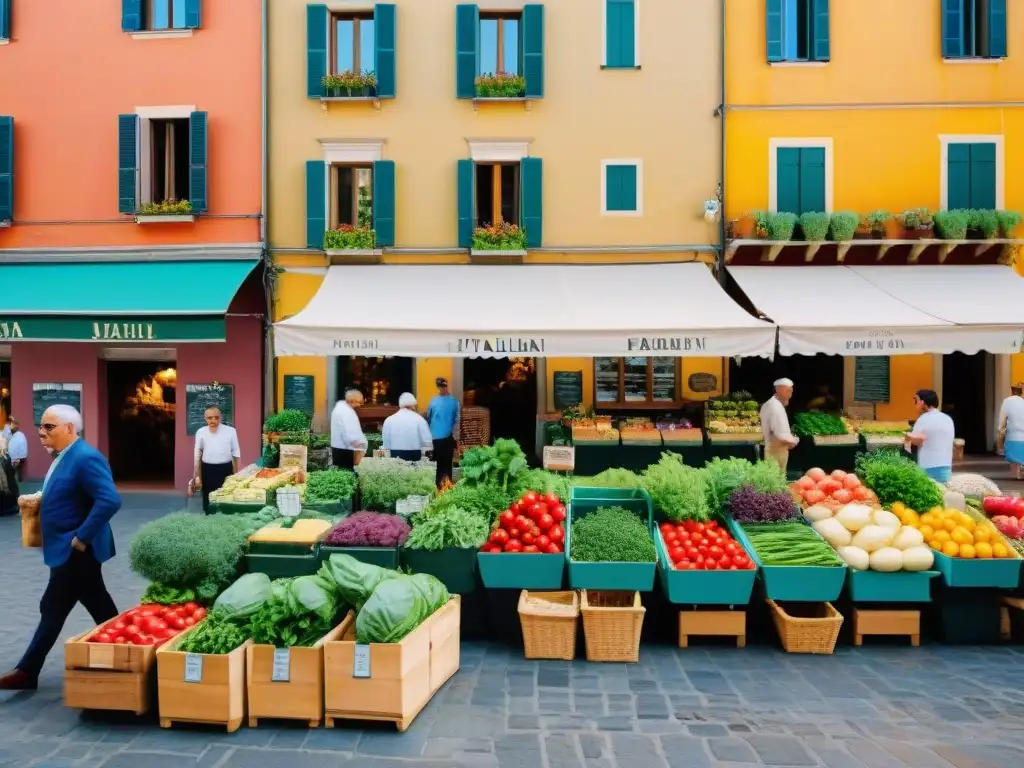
[{"x1": 426, "y1": 377, "x2": 460, "y2": 487}]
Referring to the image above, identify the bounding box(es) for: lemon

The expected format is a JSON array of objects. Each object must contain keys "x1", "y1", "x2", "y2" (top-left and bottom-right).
[
  {"x1": 951, "y1": 527, "x2": 973, "y2": 546},
  {"x1": 934, "y1": 530, "x2": 951, "y2": 544},
  {"x1": 918, "y1": 525, "x2": 935, "y2": 540},
  {"x1": 892, "y1": 502, "x2": 906, "y2": 516},
  {"x1": 943, "y1": 519, "x2": 958, "y2": 533},
  {"x1": 973, "y1": 526, "x2": 992, "y2": 543},
  {"x1": 993, "y1": 542, "x2": 1010, "y2": 558},
  {"x1": 975, "y1": 542, "x2": 993, "y2": 559},
  {"x1": 959, "y1": 543, "x2": 976, "y2": 559},
  {"x1": 942, "y1": 541, "x2": 960, "y2": 558},
  {"x1": 929, "y1": 540, "x2": 943, "y2": 551}
]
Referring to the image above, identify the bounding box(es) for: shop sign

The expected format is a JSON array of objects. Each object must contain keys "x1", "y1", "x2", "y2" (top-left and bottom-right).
[
  {"x1": 332, "y1": 338, "x2": 379, "y2": 350},
  {"x1": 627, "y1": 336, "x2": 708, "y2": 353},
  {"x1": 0, "y1": 316, "x2": 225, "y2": 342},
  {"x1": 450, "y1": 337, "x2": 546, "y2": 354},
  {"x1": 844, "y1": 329, "x2": 906, "y2": 352}
]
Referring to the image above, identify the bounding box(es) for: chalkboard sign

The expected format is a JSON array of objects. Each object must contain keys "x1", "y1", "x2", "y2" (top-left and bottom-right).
[
  {"x1": 283, "y1": 375, "x2": 315, "y2": 417},
  {"x1": 854, "y1": 357, "x2": 891, "y2": 404},
  {"x1": 552, "y1": 370, "x2": 584, "y2": 410},
  {"x1": 32, "y1": 383, "x2": 83, "y2": 426},
  {"x1": 185, "y1": 383, "x2": 235, "y2": 436}
]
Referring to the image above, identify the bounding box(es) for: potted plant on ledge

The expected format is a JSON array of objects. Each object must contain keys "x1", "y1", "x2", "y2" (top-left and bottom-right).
[
  {"x1": 898, "y1": 208, "x2": 934, "y2": 239},
  {"x1": 321, "y1": 70, "x2": 378, "y2": 98},
  {"x1": 471, "y1": 222, "x2": 528, "y2": 253},
  {"x1": 997, "y1": 210, "x2": 1023, "y2": 238},
  {"x1": 828, "y1": 212, "x2": 859, "y2": 242},
  {"x1": 934, "y1": 210, "x2": 970, "y2": 240},
  {"x1": 966, "y1": 209, "x2": 999, "y2": 240},
  {"x1": 474, "y1": 72, "x2": 526, "y2": 99},
  {"x1": 135, "y1": 199, "x2": 194, "y2": 223},
  {"x1": 323, "y1": 225, "x2": 376, "y2": 252},
  {"x1": 864, "y1": 210, "x2": 894, "y2": 239}
]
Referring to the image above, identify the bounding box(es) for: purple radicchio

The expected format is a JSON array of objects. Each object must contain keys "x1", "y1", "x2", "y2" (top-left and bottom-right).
[
  {"x1": 728, "y1": 486, "x2": 798, "y2": 524},
  {"x1": 323, "y1": 511, "x2": 411, "y2": 547}
]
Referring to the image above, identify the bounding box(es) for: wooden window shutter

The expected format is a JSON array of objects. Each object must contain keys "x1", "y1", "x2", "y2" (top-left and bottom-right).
[
  {"x1": 520, "y1": 157, "x2": 543, "y2": 249},
  {"x1": 374, "y1": 4, "x2": 397, "y2": 99},
  {"x1": 457, "y1": 159, "x2": 475, "y2": 248},
  {"x1": 372, "y1": 160, "x2": 396, "y2": 247},
  {"x1": 522, "y1": 4, "x2": 545, "y2": 98},
  {"x1": 305, "y1": 160, "x2": 327, "y2": 249},
  {"x1": 189, "y1": 111, "x2": 209, "y2": 213},
  {"x1": 307, "y1": 4, "x2": 329, "y2": 99},
  {"x1": 117, "y1": 114, "x2": 139, "y2": 215},
  {"x1": 455, "y1": 4, "x2": 480, "y2": 99}
]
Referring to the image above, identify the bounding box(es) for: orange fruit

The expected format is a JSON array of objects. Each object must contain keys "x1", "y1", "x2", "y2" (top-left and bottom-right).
[
  {"x1": 959, "y1": 543, "x2": 976, "y2": 559},
  {"x1": 918, "y1": 525, "x2": 935, "y2": 540},
  {"x1": 929, "y1": 540, "x2": 942, "y2": 551},
  {"x1": 934, "y1": 530, "x2": 951, "y2": 544},
  {"x1": 951, "y1": 527, "x2": 973, "y2": 546},
  {"x1": 973, "y1": 526, "x2": 992, "y2": 543},
  {"x1": 943, "y1": 518, "x2": 958, "y2": 533},
  {"x1": 974, "y1": 542, "x2": 993, "y2": 559},
  {"x1": 942, "y1": 541, "x2": 960, "y2": 557},
  {"x1": 892, "y1": 502, "x2": 906, "y2": 516},
  {"x1": 993, "y1": 542, "x2": 1010, "y2": 558}
]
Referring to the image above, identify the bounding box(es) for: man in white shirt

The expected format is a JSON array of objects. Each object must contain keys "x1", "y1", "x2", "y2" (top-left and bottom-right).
[
  {"x1": 760, "y1": 378, "x2": 799, "y2": 474},
  {"x1": 382, "y1": 393, "x2": 433, "y2": 461},
  {"x1": 997, "y1": 383, "x2": 1024, "y2": 478},
  {"x1": 4, "y1": 417, "x2": 28, "y2": 481},
  {"x1": 192, "y1": 407, "x2": 241, "y2": 512},
  {"x1": 906, "y1": 389, "x2": 955, "y2": 483},
  {"x1": 331, "y1": 389, "x2": 367, "y2": 469}
]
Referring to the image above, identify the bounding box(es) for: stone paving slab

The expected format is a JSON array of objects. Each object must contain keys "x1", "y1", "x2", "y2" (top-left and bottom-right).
[{"x1": 1, "y1": 495, "x2": 1023, "y2": 767}]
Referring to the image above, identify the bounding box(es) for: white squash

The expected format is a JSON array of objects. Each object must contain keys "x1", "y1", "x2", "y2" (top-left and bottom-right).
[
  {"x1": 901, "y1": 546, "x2": 935, "y2": 572},
  {"x1": 850, "y1": 524, "x2": 893, "y2": 553},
  {"x1": 835, "y1": 503, "x2": 873, "y2": 532},
  {"x1": 813, "y1": 517, "x2": 852, "y2": 548},
  {"x1": 837, "y1": 546, "x2": 870, "y2": 571},
  {"x1": 869, "y1": 547, "x2": 904, "y2": 572},
  {"x1": 892, "y1": 525, "x2": 925, "y2": 551},
  {"x1": 872, "y1": 509, "x2": 902, "y2": 531},
  {"x1": 803, "y1": 504, "x2": 834, "y2": 523}
]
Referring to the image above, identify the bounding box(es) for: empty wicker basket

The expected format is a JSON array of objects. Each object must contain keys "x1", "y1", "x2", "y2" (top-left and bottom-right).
[
  {"x1": 518, "y1": 590, "x2": 579, "y2": 661},
  {"x1": 581, "y1": 591, "x2": 645, "y2": 663},
  {"x1": 768, "y1": 600, "x2": 843, "y2": 654}
]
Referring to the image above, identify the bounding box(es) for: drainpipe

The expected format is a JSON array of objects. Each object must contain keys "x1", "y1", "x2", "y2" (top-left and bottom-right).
[
  {"x1": 717, "y1": 0, "x2": 727, "y2": 285},
  {"x1": 261, "y1": 0, "x2": 275, "y2": 423}
]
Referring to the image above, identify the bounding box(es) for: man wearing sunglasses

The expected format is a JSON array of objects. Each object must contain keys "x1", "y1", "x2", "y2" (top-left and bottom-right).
[{"x1": 0, "y1": 405, "x2": 120, "y2": 690}]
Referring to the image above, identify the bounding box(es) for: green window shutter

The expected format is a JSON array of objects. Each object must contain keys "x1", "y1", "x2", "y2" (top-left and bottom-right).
[
  {"x1": 0, "y1": 117, "x2": 13, "y2": 223},
  {"x1": 969, "y1": 142, "x2": 997, "y2": 210},
  {"x1": 946, "y1": 143, "x2": 971, "y2": 210},
  {"x1": 457, "y1": 159, "x2": 474, "y2": 248},
  {"x1": 117, "y1": 114, "x2": 138, "y2": 214},
  {"x1": 188, "y1": 111, "x2": 209, "y2": 213},
  {"x1": 307, "y1": 4, "x2": 328, "y2": 99},
  {"x1": 0, "y1": 0, "x2": 10, "y2": 40},
  {"x1": 605, "y1": 0, "x2": 635, "y2": 68},
  {"x1": 122, "y1": 0, "x2": 142, "y2": 32},
  {"x1": 799, "y1": 147, "x2": 826, "y2": 213},
  {"x1": 811, "y1": 0, "x2": 830, "y2": 61},
  {"x1": 455, "y1": 4, "x2": 479, "y2": 99},
  {"x1": 373, "y1": 4, "x2": 397, "y2": 99},
  {"x1": 184, "y1": 0, "x2": 202, "y2": 29},
  {"x1": 941, "y1": 0, "x2": 963, "y2": 58},
  {"x1": 373, "y1": 160, "x2": 396, "y2": 247},
  {"x1": 605, "y1": 164, "x2": 637, "y2": 212},
  {"x1": 775, "y1": 147, "x2": 801, "y2": 215},
  {"x1": 306, "y1": 160, "x2": 326, "y2": 249},
  {"x1": 765, "y1": 0, "x2": 783, "y2": 62},
  {"x1": 988, "y1": 0, "x2": 1007, "y2": 58},
  {"x1": 520, "y1": 157, "x2": 543, "y2": 249},
  {"x1": 522, "y1": 4, "x2": 545, "y2": 98}
]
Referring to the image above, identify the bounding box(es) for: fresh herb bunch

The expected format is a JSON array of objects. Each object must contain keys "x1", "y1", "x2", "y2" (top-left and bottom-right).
[
  {"x1": 405, "y1": 507, "x2": 489, "y2": 550},
  {"x1": 141, "y1": 583, "x2": 200, "y2": 606},
  {"x1": 178, "y1": 612, "x2": 248, "y2": 655},
  {"x1": 323, "y1": 511, "x2": 411, "y2": 547},
  {"x1": 356, "y1": 457, "x2": 436, "y2": 511},
  {"x1": 263, "y1": 409, "x2": 311, "y2": 433},
  {"x1": 855, "y1": 449, "x2": 944, "y2": 512},
  {"x1": 458, "y1": 439, "x2": 528, "y2": 491},
  {"x1": 570, "y1": 506, "x2": 656, "y2": 563},
  {"x1": 421, "y1": 482, "x2": 511, "y2": 525},
  {"x1": 702, "y1": 457, "x2": 753, "y2": 510},
  {"x1": 249, "y1": 574, "x2": 340, "y2": 648},
  {"x1": 573, "y1": 468, "x2": 644, "y2": 489},
  {"x1": 209, "y1": 507, "x2": 281, "y2": 536},
  {"x1": 510, "y1": 469, "x2": 573, "y2": 501},
  {"x1": 642, "y1": 453, "x2": 711, "y2": 522},
  {"x1": 305, "y1": 468, "x2": 357, "y2": 503},
  {"x1": 793, "y1": 412, "x2": 848, "y2": 437},
  {"x1": 743, "y1": 460, "x2": 790, "y2": 494},
  {"x1": 729, "y1": 487, "x2": 798, "y2": 523}
]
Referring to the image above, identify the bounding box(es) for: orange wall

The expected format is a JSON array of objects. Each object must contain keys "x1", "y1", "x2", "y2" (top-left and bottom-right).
[
  {"x1": 0, "y1": 0, "x2": 262, "y2": 248},
  {"x1": 876, "y1": 356, "x2": 933, "y2": 422}
]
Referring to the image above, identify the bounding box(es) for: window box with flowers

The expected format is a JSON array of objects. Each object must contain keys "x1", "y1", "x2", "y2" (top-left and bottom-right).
[
  {"x1": 134, "y1": 199, "x2": 195, "y2": 224},
  {"x1": 324, "y1": 225, "x2": 377, "y2": 254},
  {"x1": 474, "y1": 72, "x2": 526, "y2": 100},
  {"x1": 321, "y1": 70, "x2": 378, "y2": 99}
]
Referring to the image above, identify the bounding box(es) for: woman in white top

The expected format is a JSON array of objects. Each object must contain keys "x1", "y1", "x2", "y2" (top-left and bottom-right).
[
  {"x1": 998, "y1": 383, "x2": 1024, "y2": 479},
  {"x1": 193, "y1": 406, "x2": 241, "y2": 512}
]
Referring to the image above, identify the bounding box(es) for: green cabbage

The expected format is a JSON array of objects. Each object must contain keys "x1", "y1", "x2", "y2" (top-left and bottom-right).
[
  {"x1": 355, "y1": 573, "x2": 450, "y2": 644},
  {"x1": 212, "y1": 573, "x2": 272, "y2": 619},
  {"x1": 319, "y1": 554, "x2": 400, "y2": 610}
]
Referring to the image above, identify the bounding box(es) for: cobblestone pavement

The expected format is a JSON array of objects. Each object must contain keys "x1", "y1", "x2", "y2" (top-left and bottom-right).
[{"x1": 2, "y1": 495, "x2": 1024, "y2": 768}]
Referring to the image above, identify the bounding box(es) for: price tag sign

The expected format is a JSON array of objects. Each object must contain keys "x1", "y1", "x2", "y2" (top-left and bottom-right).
[
  {"x1": 353, "y1": 644, "x2": 372, "y2": 679},
  {"x1": 543, "y1": 445, "x2": 575, "y2": 472},
  {"x1": 184, "y1": 653, "x2": 203, "y2": 683},
  {"x1": 272, "y1": 648, "x2": 291, "y2": 682}
]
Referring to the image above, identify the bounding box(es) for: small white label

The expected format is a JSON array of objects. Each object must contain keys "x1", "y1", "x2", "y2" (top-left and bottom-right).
[
  {"x1": 353, "y1": 644, "x2": 372, "y2": 678},
  {"x1": 272, "y1": 648, "x2": 291, "y2": 682},
  {"x1": 184, "y1": 653, "x2": 203, "y2": 683},
  {"x1": 543, "y1": 445, "x2": 575, "y2": 472}
]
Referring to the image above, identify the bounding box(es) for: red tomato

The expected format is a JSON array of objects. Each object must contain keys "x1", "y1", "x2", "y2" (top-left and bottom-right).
[
  {"x1": 708, "y1": 545, "x2": 724, "y2": 559},
  {"x1": 490, "y1": 528, "x2": 510, "y2": 545},
  {"x1": 670, "y1": 547, "x2": 686, "y2": 562},
  {"x1": 520, "y1": 491, "x2": 540, "y2": 507},
  {"x1": 499, "y1": 510, "x2": 516, "y2": 528},
  {"x1": 139, "y1": 607, "x2": 158, "y2": 617},
  {"x1": 194, "y1": 608, "x2": 207, "y2": 620},
  {"x1": 663, "y1": 530, "x2": 678, "y2": 544},
  {"x1": 536, "y1": 535, "x2": 551, "y2": 549},
  {"x1": 508, "y1": 527, "x2": 522, "y2": 539},
  {"x1": 550, "y1": 504, "x2": 567, "y2": 523},
  {"x1": 516, "y1": 515, "x2": 532, "y2": 531},
  {"x1": 683, "y1": 562, "x2": 699, "y2": 571},
  {"x1": 660, "y1": 522, "x2": 675, "y2": 535},
  {"x1": 113, "y1": 620, "x2": 127, "y2": 631},
  {"x1": 684, "y1": 546, "x2": 699, "y2": 560},
  {"x1": 676, "y1": 531, "x2": 690, "y2": 542},
  {"x1": 184, "y1": 617, "x2": 196, "y2": 627},
  {"x1": 114, "y1": 636, "x2": 127, "y2": 644},
  {"x1": 542, "y1": 492, "x2": 561, "y2": 508},
  {"x1": 528, "y1": 503, "x2": 548, "y2": 521},
  {"x1": 548, "y1": 524, "x2": 565, "y2": 544},
  {"x1": 172, "y1": 617, "x2": 187, "y2": 630},
  {"x1": 93, "y1": 632, "x2": 113, "y2": 644},
  {"x1": 706, "y1": 521, "x2": 719, "y2": 530},
  {"x1": 480, "y1": 544, "x2": 499, "y2": 553},
  {"x1": 134, "y1": 635, "x2": 155, "y2": 646},
  {"x1": 522, "y1": 532, "x2": 536, "y2": 545},
  {"x1": 510, "y1": 502, "x2": 522, "y2": 515},
  {"x1": 728, "y1": 565, "x2": 739, "y2": 570},
  {"x1": 544, "y1": 542, "x2": 561, "y2": 554},
  {"x1": 537, "y1": 513, "x2": 554, "y2": 531},
  {"x1": 704, "y1": 559, "x2": 718, "y2": 570},
  {"x1": 523, "y1": 545, "x2": 541, "y2": 553},
  {"x1": 693, "y1": 522, "x2": 706, "y2": 533},
  {"x1": 124, "y1": 625, "x2": 141, "y2": 636},
  {"x1": 690, "y1": 533, "x2": 704, "y2": 545},
  {"x1": 145, "y1": 618, "x2": 168, "y2": 633},
  {"x1": 505, "y1": 539, "x2": 524, "y2": 553},
  {"x1": 733, "y1": 555, "x2": 751, "y2": 569},
  {"x1": 723, "y1": 542, "x2": 739, "y2": 556}
]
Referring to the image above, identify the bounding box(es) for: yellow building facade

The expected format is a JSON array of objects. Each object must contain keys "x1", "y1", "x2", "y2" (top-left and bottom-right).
[
  {"x1": 724, "y1": 0, "x2": 1023, "y2": 443},
  {"x1": 270, "y1": 0, "x2": 727, "y2": 426}
]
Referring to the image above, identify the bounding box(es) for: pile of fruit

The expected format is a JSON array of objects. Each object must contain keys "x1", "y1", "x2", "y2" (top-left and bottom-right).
[
  {"x1": 791, "y1": 468, "x2": 878, "y2": 509},
  {"x1": 480, "y1": 490, "x2": 566, "y2": 554},
  {"x1": 86, "y1": 602, "x2": 208, "y2": 646},
  {"x1": 980, "y1": 496, "x2": 1024, "y2": 553},
  {"x1": 705, "y1": 392, "x2": 761, "y2": 435},
  {"x1": 658, "y1": 520, "x2": 754, "y2": 571},
  {"x1": 900, "y1": 503, "x2": 1014, "y2": 560}
]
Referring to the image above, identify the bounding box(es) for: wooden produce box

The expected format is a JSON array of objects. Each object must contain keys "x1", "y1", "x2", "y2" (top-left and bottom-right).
[
  {"x1": 323, "y1": 596, "x2": 461, "y2": 732},
  {"x1": 246, "y1": 611, "x2": 354, "y2": 728},
  {"x1": 156, "y1": 623, "x2": 252, "y2": 733}
]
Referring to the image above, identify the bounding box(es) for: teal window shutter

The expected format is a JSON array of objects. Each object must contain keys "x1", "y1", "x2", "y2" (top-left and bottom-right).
[
  {"x1": 455, "y1": 4, "x2": 479, "y2": 99},
  {"x1": 988, "y1": 0, "x2": 1007, "y2": 58},
  {"x1": 946, "y1": 143, "x2": 971, "y2": 210},
  {"x1": 811, "y1": 0, "x2": 830, "y2": 61},
  {"x1": 522, "y1": 4, "x2": 544, "y2": 98},
  {"x1": 457, "y1": 159, "x2": 474, "y2": 248},
  {"x1": 0, "y1": 0, "x2": 10, "y2": 40},
  {"x1": 765, "y1": 0, "x2": 783, "y2": 62},
  {"x1": 605, "y1": 164, "x2": 638, "y2": 212},
  {"x1": 184, "y1": 0, "x2": 202, "y2": 29},
  {"x1": 799, "y1": 147, "x2": 826, "y2": 213},
  {"x1": 520, "y1": 157, "x2": 543, "y2": 249},
  {"x1": 941, "y1": 0, "x2": 963, "y2": 58},
  {"x1": 969, "y1": 142, "x2": 997, "y2": 210},
  {"x1": 0, "y1": 117, "x2": 13, "y2": 223},
  {"x1": 117, "y1": 114, "x2": 139, "y2": 214},
  {"x1": 307, "y1": 4, "x2": 328, "y2": 99},
  {"x1": 122, "y1": 0, "x2": 142, "y2": 32},
  {"x1": 374, "y1": 4, "x2": 397, "y2": 99},
  {"x1": 188, "y1": 111, "x2": 209, "y2": 213},
  {"x1": 605, "y1": 0, "x2": 635, "y2": 68},
  {"x1": 306, "y1": 160, "x2": 327, "y2": 249},
  {"x1": 775, "y1": 148, "x2": 801, "y2": 215},
  {"x1": 373, "y1": 160, "x2": 396, "y2": 247}
]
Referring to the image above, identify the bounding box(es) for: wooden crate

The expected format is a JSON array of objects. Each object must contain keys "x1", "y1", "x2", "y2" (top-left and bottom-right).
[
  {"x1": 678, "y1": 610, "x2": 746, "y2": 649},
  {"x1": 156, "y1": 623, "x2": 251, "y2": 733},
  {"x1": 323, "y1": 596, "x2": 461, "y2": 732},
  {"x1": 65, "y1": 616, "x2": 158, "y2": 674},
  {"x1": 851, "y1": 608, "x2": 920, "y2": 647},
  {"x1": 246, "y1": 612, "x2": 354, "y2": 728}
]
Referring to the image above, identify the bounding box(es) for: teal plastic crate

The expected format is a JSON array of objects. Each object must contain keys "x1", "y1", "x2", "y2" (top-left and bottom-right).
[
  {"x1": 401, "y1": 547, "x2": 478, "y2": 594},
  {"x1": 846, "y1": 569, "x2": 938, "y2": 602},
  {"x1": 655, "y1": 527, "x2": 756, "y2": 606},
  {"x1": 732, "y1": 521, "x2": 846, "y2": 602},
  {"x1": 477, "y1": 552, "x2": 564, "y2": 589},
  {"x1": 316, "y1": 545, "x2": 400, "y2": 569},
  {"x1": 245, "y1": 553, "x2": 319, "y2": 578},
  {"x1": 932, "y1": 551, "x2": 1022, "y2": 588},
  {"x1": 566, "y1": 488, "x2": 657, "y2": 591}
]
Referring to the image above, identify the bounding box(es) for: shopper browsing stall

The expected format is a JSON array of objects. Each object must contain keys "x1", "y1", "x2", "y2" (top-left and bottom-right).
[
  {"x1": 760, "y1": 378, "x2": 799, "y2": 473},
  {"x1": 907, "y1": 389, "x2": 955, "y2": 483},
  {"x1": 330, "y1": 388, "x2": 368, "y2": 469},
  {"x1": 3, "y1": 417, "x2": 27, "y2": 481},
  {"x1": 426, "y1": 377, "x2": 460, "y2": 487},
  {"x1": 192, "y1": 407, "x2": 241, "y2": 513},
  {"x1": 382, "y1": 392, "x2": 433, "y2": 461},
  {"x1": 998, "y1": 383, "x2": 1024, "y2": 479}
]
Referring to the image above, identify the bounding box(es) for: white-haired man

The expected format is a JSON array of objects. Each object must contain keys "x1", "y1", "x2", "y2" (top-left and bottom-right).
[
  {"x1": 330, "y1": 388, "x2": 367, "y2": 469},
  {"x1": 0, "y1": 405, "x2": 120, "y2": 690},
  {"x1": 382, "y1": 392, "x2": 433, "y2": 461},
  {"x1": 760, "y1": 378, "x2": 799, "y2": 474}
]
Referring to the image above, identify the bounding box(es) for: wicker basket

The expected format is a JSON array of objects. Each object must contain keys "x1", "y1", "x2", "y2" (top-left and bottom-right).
[
  {"x1": 580, "y1": 591, "x2": 645, "y2": 663},
  {"x1": 459, "y1": 406, "x2": 491, "y2": 448},
  {"x1": 518, "y1": 590, "x2": 579, "y2": 661},
  {"x1": 767, "y1": 600, "x2": 843, "y2": 655},
  {"x1": 18, "y1": 494, "x2": 42, "y2": 548}
]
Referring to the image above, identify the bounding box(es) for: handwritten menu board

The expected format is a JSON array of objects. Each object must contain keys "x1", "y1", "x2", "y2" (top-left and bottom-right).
[
  {"x1": 283, "y1": 375, "x2": 316, "y2": 417},
  {"x1": 32, "y1": 383, "x2": 83, "y2": 427},
  {"x1": 552, "y1": 371, "x2": 584, "y2": 410},
  {"x1": 854, "y1": 357, "x2": 891, "y2": 404},
  {"x1": 185, "y1": 383, "x2": 235, "y2": 436}
]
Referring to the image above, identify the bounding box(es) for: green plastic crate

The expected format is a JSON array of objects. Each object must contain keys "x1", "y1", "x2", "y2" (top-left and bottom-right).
[
  {"x1": 846, "y1": 569, "x2": 938, "y2": 603},
  {"x1": 207, "y1": 500, "x2": 268, "y2": 516},
  {"x1": 247, "y1": 540, "x2": 317, "y2": 556},
  {"x1": 477, "y1": 552, "x2": 564, "y2": 589},
  {"x1": 316, "y1": 545, "x2": 400, "y2": 569},
  {"x1": 932, "y1": 551, "x2": 1022, "y2": 589},
  {"x1": 732, "y1": 522, "x2": 846, "y2": 602},
  {"x1": 566, "y1": 487, "x2": 656, "y2": 591},
  {"x1": 301, "y1": 498, "x2": 353, "y2": 517},
  {"x1": 401, "y1": 547, "x2": 478, "y2": 594},
  {"x1": 655, "y1": 526, "x2": 756, "y2": 606},
  {"x1": 245, "y1": 553, "x2": 319, "y2": 578}
]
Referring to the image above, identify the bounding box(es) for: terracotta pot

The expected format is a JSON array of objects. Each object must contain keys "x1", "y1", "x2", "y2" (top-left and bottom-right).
[
  {"x1": 883, "y1": 219, "x2": 903, "y2": 239},
  {"x1": 733, "y1": 214, "x2": 756, "y2": 239}
]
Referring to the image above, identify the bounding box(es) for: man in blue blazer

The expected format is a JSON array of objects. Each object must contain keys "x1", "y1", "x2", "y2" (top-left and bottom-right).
[{"x1": 0, "y1": 405, "x2": 120, "y2": 690}]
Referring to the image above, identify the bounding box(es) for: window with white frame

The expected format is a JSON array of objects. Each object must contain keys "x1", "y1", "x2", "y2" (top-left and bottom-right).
[{"x1": 601, "y1": 160, "x2": 642, "y2": 215}]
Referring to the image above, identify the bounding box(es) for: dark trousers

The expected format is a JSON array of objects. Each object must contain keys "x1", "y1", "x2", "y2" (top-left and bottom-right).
[
  {"x1": 0, "y1": 457, "x2": 17, "y2": 516},
  {"x1": 332, "y1": 448, "x2": 355, "y2": 470},
  {"x1": 18, "y1": 550, "x2": 118, "y2": 678},
  {"x1": 391, "y1": 449, "x2": 423, "y2": 461},
  {"x1": 201, "y1": 461, "x2": 234, "y2": 513},
  {"x1": 433, "y1": 436, "x2": 456, "y2": 487}
]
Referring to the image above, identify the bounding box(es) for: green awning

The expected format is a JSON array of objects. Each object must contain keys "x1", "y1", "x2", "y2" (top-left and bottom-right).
[{"x1": 0, "y1": 260, "x2": 259, "y2": 343}]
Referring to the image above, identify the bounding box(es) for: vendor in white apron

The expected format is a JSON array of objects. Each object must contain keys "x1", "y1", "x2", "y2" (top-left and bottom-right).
[
  {"x1": 760, "y1": 378, "x2": 799, "y2": 473},
  {"x1": 193, "y1": 407, "x2": 241, "y2": 512}
]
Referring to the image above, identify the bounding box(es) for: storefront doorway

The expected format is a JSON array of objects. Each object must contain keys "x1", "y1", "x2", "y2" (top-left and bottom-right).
[
  {"x1": 728, "y1": 354, "x2": 844, "y2": 412},
  {"x1": 942, "y1": 352, "x2": 993, "y2": 454},
  {"x1": 463, "y1": 357, "x2": 537, "y2": 450},
  {"x1": 107, "y1": 361, "x2": 177, "y2": 484}
]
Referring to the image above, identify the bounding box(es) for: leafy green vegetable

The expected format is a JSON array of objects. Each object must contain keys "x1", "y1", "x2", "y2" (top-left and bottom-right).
[
  {"x1": 793, "y1": 412, "x2": 848, "y2": 437},
  {"x1": 319, "y1": 554, "x2": 400, "y2": 611},
  {"x1": 509, "y1": 468, "x2": 572, "y2": 500},
  {"x1": 702, "y1": 457, "x2": 753, "y2": 510},
  {"x1": 249, "y1": 574, "x2": 341, "y2": 648},
  {"x1": 213, "y1": 573, "x2": 271, "y2": 620},
  {"x1": 743, "y1": 461, "x2": 789, "y2": 494},
  {"x1": 421, "y1": 482, "x2": 511, "y2": 525},
  {"x1": 458, "y1": 439, "x2": 528, "y2": 491},
  {"x1": 572, "y1": 468, "x2": 644, "y2": 489},
  {"x1": 355, "y1": 573, "x2": 450, "y2": 644},
  {"x1": 305, "y1": 468, "x2": 357, "y2": 503},
  {"x1": 406, "y1": 507, "x2": 489, "y2": 550},
  {"x1": 641, "y1": 453, "x2": 711, "y2": 521},
  {"x1": 140, "y1": 583, "x2": 199, "y2": 606},
  {"x1": 263, "y1": 410, "x2": 310, "y2": 433},
  {"x1": 570, "y1": 506, "x2": 656, "y2": 563},
  {"x1": 357, "y1": 457, "x2": 436, "y2": 511},
  {"x1": 740, "y1": 522, "x2": 844, "y2": 566},
  {"x1": 855, "y1": 449, "x2": 944, "y2": 512},
  {"x1": 178, "y1": 613, "x2": 248, "y2": 655}
]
